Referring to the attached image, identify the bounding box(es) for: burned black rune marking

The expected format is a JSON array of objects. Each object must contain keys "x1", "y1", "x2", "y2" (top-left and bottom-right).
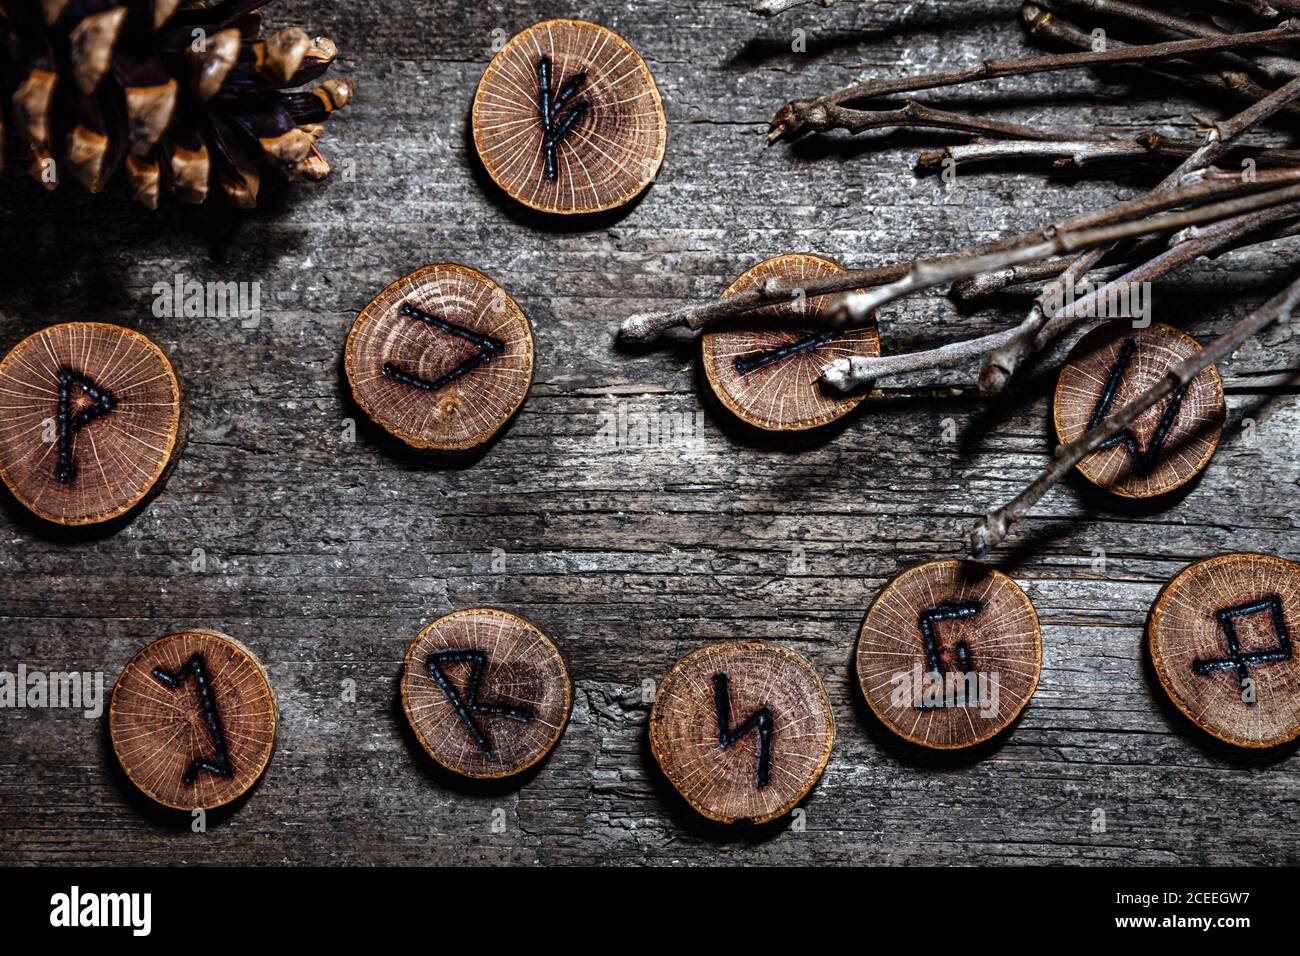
[
  {"x1": 382, "y1": 302, "x2": 505, "y2": 394},
  {"x1": 54, "y1": 366, "x2": 115, "y2": 484},
  {"x1": 711, "y1": 671, "x2": 774, "y2": 789},
  {"x1": 426, "y1": 649, "x2": 536, "y2": 757},
  {"x1": 914, "y1": 600, "x2": 982, "y2": 710},
  {"x1": 151, "y1": 653, "x2": 234, "y2": 786},
  {"x1": 1193, "y1": 595, "x2": 1293, "y2": 706},
  {"x1": 537, "y1": 55, "x2": 590, "y2": 183},
  {"x1": 734, "y1": 329, "x2": 845, "y2": 376},
  {"x1": 1086, "y1": 336, "x2": 1189, "y2": 476}
]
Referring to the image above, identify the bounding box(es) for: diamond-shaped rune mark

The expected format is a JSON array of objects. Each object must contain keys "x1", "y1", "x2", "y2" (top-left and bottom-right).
[
  {"x1": 425, "y1": 649, "x2": 536, "y2": 757},
  {"x1": 536, "y1": 55, "x2": 590, "y2": 183},
  {"x1": 1086, "y1": 336, "x2": 1189, "y2": 476},
  {"x1": 382, "y1": 302, "x2": 506, "y2": 394},
  {"x1": 1193, "y1": 595, "x2": 1293, "y2": 706},
  {"x1": 54, "y1": 366, "x2": 115, "y2": 484},
  {"x1": 151, "y1": 653, "x2": 234, "y2": 786}
]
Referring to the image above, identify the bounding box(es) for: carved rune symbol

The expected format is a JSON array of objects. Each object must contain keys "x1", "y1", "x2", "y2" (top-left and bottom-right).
[
  {"x1": 382, "y1": 302, "x2": 506, "y2": 394},
  {"x1": 54, "y1": 366, "x2": 115, "y2": 484},
  {"x1": 426, "y1": 649, "x2": 536, "y2": 756},
  {"x1": 1087, "y1": 336, "x2": 1189, "y2": 476},
  {"x1": 916, "y1": 600, "x2": 982, "y2": 709},
  {"x1": 711, "y1": 671, "x2": 774, "y2": 789},
  {"x1": 536, "y1": 55, "x2": 590, "y2": 183},
  {"x1": 1193, "y1": 595, "x2": 1293, "y2": 705},
  {"x1": 733, "y1": 329, "x2": 846, "y2": 376},
  {"x1": 151, "y1": 653, "x2": 234, "y2": 786}
]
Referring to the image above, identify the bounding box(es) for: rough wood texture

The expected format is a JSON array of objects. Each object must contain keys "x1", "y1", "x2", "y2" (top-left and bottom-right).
[
  {"x1": 650, "y1": 641, "x2": 834, "y2": 824},
  {"x1": 3, "y1": 0, "x2": 1300, "y2": 865},
  {"x1": 472, "y1": 19, "x2": 666, "y2": 215},
  {"x1": 400, "y1": 608, "x2": 571, "y2": 778},
  {"x1": 1149, "y1": 553, "x2": 1300, "y2": 749},
  {"x1": 1054, "y1": 322, "x2": 1225, "y2": 498},
  {"x1": 0, "y1": 322, "x2": 182, "y2": 525},
  {"x1": 345, "y1": 264, "x2": 534, "y2": 451},
  {"x1": 702, "y1": 253, "x2": 879, "y2": 430},
  {"x1": 109, "y1": 630, "x2": 276, "y2": 811},
  {"x1": 856, "y1": 559, "x2": 1041, "y2": 748}
]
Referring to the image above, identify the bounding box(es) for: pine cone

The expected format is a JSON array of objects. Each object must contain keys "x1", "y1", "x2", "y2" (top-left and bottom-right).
[{"x1": 0, "y1": 0, "x2": 351, "y2": 208}]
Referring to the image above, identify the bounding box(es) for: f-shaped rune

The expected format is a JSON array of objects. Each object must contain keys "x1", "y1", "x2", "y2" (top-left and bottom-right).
[
  {"x1": 537, "y1": 55, "x2": 590, "y2": 182},
  {"x1": 1087, "y1": 336, "x2": 1189, "y2": 476},
  {"x1": 54, "y1": 366, "x2": 115, "y2": 484},
  {"x1": 382, "y1": 302, "x2": 506, "y2": 394},
  {"x1": 426, "y1": 649, "x2": 536, "y2": 757},
  {"x1": 711, "y1": 671, "x2": 774, "y2": 790},
  {"x1": 1193, "y1": 595, "x2": 1293, "y2": 706},
  {"x1": 152, "y1": 653, "x2": 234, "y2": 786}
]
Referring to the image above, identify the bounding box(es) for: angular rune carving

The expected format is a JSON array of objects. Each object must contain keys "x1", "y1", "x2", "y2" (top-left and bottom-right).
[
  {"x1": 382, "y1": 302, "x2": 506, "y2": 393},
  {"x1": 426, "y1": 649, "x2": 536, "y2": 756},
  {"x1": 1086, "y1": 336, "x2": 1189, "y2": 475},
  {"x1": 151, "y1": 653, "x2": 234, "y2": 786},
  {"x1": 536, "y1": 55, "x2": 590, "y2": 183},
  {"x1": 1193, "y1": 595, "x2": 1293, "y2": 705},
  {"x1": 711, "y1": 671, "x2": 774, "y2": 789},
  {"x1": 733, "y1": 329, "x2": 846, "y2": 376},
  {"x1": 54, "y1": 366, "x2": 115, "y2": 484}
]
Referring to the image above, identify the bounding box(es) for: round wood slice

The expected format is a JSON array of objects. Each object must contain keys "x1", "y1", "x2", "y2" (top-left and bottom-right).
[
  {"x1": 471, "y1": 18, "x2": 667, "y2": 215},
  {"x1": 345, "y1": 264, "x2": 535, "y2": 451},
  {"x1": 649, "y1": 641, "x2": 834, "y2": 825},
  {"x1": 0, "y1": 322, "x2": 183, "y2": 525},
  {"x1": 701, "y1": 254, "x2": 880, "y2": 431},
  {"x1": 1149, "y1": 552, "x2": 1300, "y2": 748},
  {"x1": 109, "y1": 629, "x2": 277, "y2": 811},
  {"x1": 1054, "y1": 321, "x2": 1225, "y2": 498},
  {"x1": 400, "y1": 608, "x2": 572, "y2": 779},
  {"x1": 856, "y1": 560, "x2": 1041, "y2": 749}
]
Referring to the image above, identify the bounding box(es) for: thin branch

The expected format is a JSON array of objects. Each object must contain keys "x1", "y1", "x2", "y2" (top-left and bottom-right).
[
  {"x1": 786, "y1": 100, "x2": 1075, "y2": 142},
  {"x1": 825, "y1": 178, "x2": 1300, "y2": 329},
  {"x1": 769, "y1": 19, "x2": 1300, "y2": 140},
  {"x1": 1045, "y1": 0, "x2": 1300, "y2": 81},
  {"x1": 1022, "y1": 4, "x2": 1300, "y2": 120},
  {"x1": 918, "y1": 135, "x2": 1300, "y2": 171},
  {"x1": 749, "y1": 0, "x2": 836, "y2": 15},
  {"x1": 969, "y1": 273, "x2": 1300, "y2": 558},
  {"x1": 978, "y1": 69, "x2": 1300, "y2": 393},
  {"x1": 618, "y1": 167, "x2": 1300, "y2": 344},
  {"x1": 820, "y1": 198, "x2": 1300, "y2": 390}
]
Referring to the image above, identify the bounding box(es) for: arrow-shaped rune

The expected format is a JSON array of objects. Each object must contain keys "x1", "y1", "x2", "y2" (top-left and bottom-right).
[{"x1": 382, "y1": 302, "x2": 506, "y2": 393}]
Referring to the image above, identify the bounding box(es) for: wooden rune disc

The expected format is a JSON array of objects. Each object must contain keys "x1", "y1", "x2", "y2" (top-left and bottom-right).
[
  {"x1": 648, "y1": 641, "x2": 834, "y2": 825},
  {"x1": 856, "y1": 560, "x2": 1042, "y2": 749},
  {"x1": 109, "y1": 630, "x2": 277, "y2": 811},
  {"x1": 400, "y1": 608, "x2": 572, "y2": 779},
  {"x1": 345, "y1": 264, "x2": 535, "y2": 451},
  {"x1": 1149, "y1": 552, "x2": 1300, "y2": 748},
  {"x1": 0, "y1": 322, "x2": 183, "y2": 525},
  {"x1": 471, "y1": 18, "x2": 667, "y2": 215},
  {"x1": 1054, "y1": 321, "x2": 1225, "y2": 498},
  {"x1": 701, "y1": 254, "x2": 880, "y2": 431}
]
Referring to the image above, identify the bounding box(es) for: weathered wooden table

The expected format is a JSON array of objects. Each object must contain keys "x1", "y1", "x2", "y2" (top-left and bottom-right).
[{"x1": 3, "y1": 0, "x2": 1298, "y2": 865}]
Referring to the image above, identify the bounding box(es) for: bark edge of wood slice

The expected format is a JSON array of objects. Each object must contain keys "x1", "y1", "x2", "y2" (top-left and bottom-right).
[
  {"x1": 648, "y1": 640, "x2": 834, "y2": 825},
  {"x1": 109, "y1": 629, "x2": 277, "y2": 811},
  {"x1": 0, "y1": 322, "x2": 183, "y2": 525},
  {"x1": 1149, "y1": 552, "x2": 1300, "y2": 749},
  {"x1": 344, "y1": 264, "x2": 535, "y2": 452},
  {"x1": 855, "y1": 559, "x2": 1042, "y2": 749},
  {"x1": 701, "y1": 253, "x2": 879, "y2": 431},
  {"x1": 400, "y1": 608, "x2": 573, "y2": 779},
  {"x1": 1053, "y1": 321, "x2": 1225, "y2": 499},
  {"x1": 471, "y1": 18, "x2": 667, "y2": 215}
]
